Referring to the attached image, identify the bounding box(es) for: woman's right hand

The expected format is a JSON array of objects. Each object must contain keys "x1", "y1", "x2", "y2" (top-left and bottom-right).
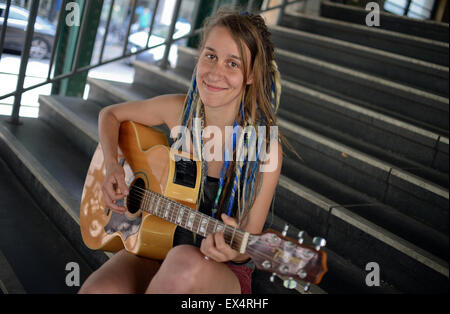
[{"x1": 102, "y1": 162, "x2": 129, "y2": 214}]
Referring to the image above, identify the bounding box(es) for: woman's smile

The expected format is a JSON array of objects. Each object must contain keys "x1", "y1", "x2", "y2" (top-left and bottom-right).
[{"x1": 203, "y1": 81, "x2": 228, "y2": 92}]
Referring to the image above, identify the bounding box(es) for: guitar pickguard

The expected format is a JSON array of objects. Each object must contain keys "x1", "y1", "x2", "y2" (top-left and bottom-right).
[{"x1": 104, "y1": 210, "x2": 142, "y2": 241}]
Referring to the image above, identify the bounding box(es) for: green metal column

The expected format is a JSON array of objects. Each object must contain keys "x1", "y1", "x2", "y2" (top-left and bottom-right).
[
  {"x1": 51, "y1": 0, "x2": 104, "y2": 97},
  {"x1": 187, "y1": 0, "x2": 264, "y2": 49}
]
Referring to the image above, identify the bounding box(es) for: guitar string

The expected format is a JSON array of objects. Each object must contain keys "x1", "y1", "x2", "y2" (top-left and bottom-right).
[
  {"x1": 126, "y1": 184, "x2": 244, "y2": 241},
  {"x1": 117, "y1": 186, "x2": 290, "y2": 263},
  {"x1": 116, "y1": 193, "x2": 316, "y2": 278},
  {"x1": 114, "y1": 185, "x2": 316, "y2": 270},
  {"x1": 124, "y1": 185, "x2": 246, "y2": 249},
  {"x1": 126, "y1": 185, "x2": 309, "y2": 260}
]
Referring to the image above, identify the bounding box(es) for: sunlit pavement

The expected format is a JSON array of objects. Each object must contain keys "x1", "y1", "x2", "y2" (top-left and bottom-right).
[{"x1": 0, "y1": 44, "x2": 135, "y2": 118}]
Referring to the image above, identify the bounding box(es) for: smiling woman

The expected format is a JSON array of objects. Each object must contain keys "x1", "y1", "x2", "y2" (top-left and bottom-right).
[{"x1": 79, "y1": 9, "x2": 291, "y2": 295}]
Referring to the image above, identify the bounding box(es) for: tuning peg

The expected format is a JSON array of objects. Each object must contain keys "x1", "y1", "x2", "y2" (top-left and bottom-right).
[
  {"x1": 303, "y1": 283, "x2": 311, "y2": 292},
  {"x1": 312, "y1": 237, "x2": 327, "y2": 251},
  {"x1": 282, "y1": 224, "x2": 289, "y2": 237},
  {"x1": 283, "y1": 277, "x2": 297, "y2": 290},
  {"x1": 297, "y1": 230, "x2": 305, "y2": 244},
  {"x1": 269, "y1": 272, "x2": 277, "y2": 283}
]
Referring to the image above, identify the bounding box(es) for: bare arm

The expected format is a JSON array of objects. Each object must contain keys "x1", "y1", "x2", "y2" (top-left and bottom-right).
[
  {"x1": 98, "y1": 94, "x2": 185, "y2": 213},
  {"x1": 200, "y1": 141, "x2": 284, "y2": 262}
]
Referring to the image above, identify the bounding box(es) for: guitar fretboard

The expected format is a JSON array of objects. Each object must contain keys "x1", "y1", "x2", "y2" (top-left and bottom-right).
[{"x1": 136, "y1": 188, "x2": 249, "y2": 254}]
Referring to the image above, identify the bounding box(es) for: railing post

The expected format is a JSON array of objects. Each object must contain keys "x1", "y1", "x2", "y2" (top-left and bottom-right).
[
  {"x1": 160, "y1": 0, "x2": 183, "y2": 70},
  {"x1": 404, "y1": 0, "x2": 413, "y2": 15},
  {"x1": 10, "y1": 0, "x2": 40, "y2": 125},
  {"x1": 277, "y1": 0, "x2": 289, "y2": 25},
  {"x1": 51, "y1": 0, "x2": 103, "y2": 98},
  {"x1": 0, "y1": 0, "x2": 12, "y2": 62}
]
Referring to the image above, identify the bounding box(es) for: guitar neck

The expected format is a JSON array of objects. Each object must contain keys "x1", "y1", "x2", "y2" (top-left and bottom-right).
[{"x1": 138, "y1": 189, "x2": 250, "y2": 254}]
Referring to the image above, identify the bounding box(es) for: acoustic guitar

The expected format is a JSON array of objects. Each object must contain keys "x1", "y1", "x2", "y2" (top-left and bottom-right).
[{"x1": 80, "y1": 121, "x2": 327, "y2": 289}]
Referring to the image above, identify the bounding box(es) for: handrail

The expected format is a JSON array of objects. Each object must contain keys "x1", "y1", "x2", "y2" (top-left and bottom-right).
[{"x1": 0, "y1": 0, "x2": 306, "y2": 124}]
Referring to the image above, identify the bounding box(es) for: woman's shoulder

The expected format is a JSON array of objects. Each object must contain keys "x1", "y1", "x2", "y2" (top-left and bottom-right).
[
  {"x1": 100, "y1": 93, "x2": 186, "y2": 129},
  {"x1": 138, "y1": 93, "x2": 186, "y2": 129}
]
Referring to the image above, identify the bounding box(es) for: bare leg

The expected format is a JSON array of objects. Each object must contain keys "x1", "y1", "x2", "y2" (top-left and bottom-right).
[
  {"x1": 78, "y1": 249, "x2": 160, "y2": 294},
  {"x1": 145, "y1": 245, "x2": 241, "y2": 294}
]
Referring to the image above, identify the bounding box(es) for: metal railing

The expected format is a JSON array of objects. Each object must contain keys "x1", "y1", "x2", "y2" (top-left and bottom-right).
[
  {"x1": 0, "y1": 0, "x2": 306, "y2": 124},
  {"x1": 384, "y1": 0, "x2": 434, "y2": 19}
]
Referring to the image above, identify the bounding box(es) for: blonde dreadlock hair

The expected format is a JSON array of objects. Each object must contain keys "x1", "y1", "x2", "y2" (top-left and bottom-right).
[{"x1": 177, "y1": 9, "x2": 287, "y2": 227}]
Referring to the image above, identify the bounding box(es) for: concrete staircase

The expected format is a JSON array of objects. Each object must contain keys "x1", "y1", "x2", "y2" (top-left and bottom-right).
[{"x1": 0, "y1": 2, "x2": 448, "y2": 293}]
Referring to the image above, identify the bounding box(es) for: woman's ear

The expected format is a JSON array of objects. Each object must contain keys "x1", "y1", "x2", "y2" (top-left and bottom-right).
[{"x1": 246, "y1": 71, "x2": 254, "y2": 85}]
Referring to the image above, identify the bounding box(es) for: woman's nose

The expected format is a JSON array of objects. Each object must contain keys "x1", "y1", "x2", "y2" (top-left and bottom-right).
[{"x1": 207, "y1": 62, "x2": 225, "y2": 80}]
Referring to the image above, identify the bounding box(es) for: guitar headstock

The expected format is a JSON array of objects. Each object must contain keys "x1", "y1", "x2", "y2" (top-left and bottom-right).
[{"x1": 246, "y1": 227, "x2": 328, "y2": 291}]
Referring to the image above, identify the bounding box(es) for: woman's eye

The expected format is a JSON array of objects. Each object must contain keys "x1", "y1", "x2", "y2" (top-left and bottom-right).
[
  {"x1": 229, "y1": 61, "x2": 239, "y2": 68},
  {"x1": 206, "y1": 54, "x2": 216, "y2": 60}
]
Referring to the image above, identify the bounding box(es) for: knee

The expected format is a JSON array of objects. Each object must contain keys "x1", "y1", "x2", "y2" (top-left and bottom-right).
[
  {"x1": 148, "y1": 245, "x2": 203, "y2": 293},
  {"x1": 78, "y1": 274, "x2": 127, "y2": 294}
]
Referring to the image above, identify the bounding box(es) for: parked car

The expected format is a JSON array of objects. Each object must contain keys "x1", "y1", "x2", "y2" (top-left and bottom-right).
[
  {"x1": 126, "y1": 20, "x2": 191, "y2": 67},
  {"x1": 0, "y1": 4, "x2": 56, "y2": 59}
]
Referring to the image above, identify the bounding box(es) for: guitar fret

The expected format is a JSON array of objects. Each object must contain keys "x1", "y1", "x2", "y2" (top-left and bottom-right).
[
  {"x1": 155, "y1": 198, "x2": 161, "y2": 217},
  {"x1": 148, "y1": 193, "x2": 155, "y2": 214},
  {"x1": 164, "y1": 200, "x2": 170, "y2": 219},
  {"x1": 187, "y1": 212, "x2": 196, "y2": 231},
  {"x1": 196, "y1": 214, "x2": 203, "y2": 235},
  {"x1": 199, "y1": 217, "x2": 208, "y2": 236},
  {"x1": 204, "y1": 217, "x2": 211, "y2": 236},
  {"x1": 206, "y1": 218, "x2": 215, "y2": 235},
  {"x1": 182, "y1": 208, "x2": 190, "y2": 229},
  {"x1": 170, "y1": 202, "x2": 177, "y2": 223},
  {"x1": 230, "y1": 227, "x2": 237, "y2": 247},
  {"x1": 223, "y1": 225, "x2": 229, "y2": 243},
  {"x1": 192, "y1": 213, "x2": 201, "y2": 234},
  {"x1": 159, "y1": 198, "x2": 165, "y2": 217},
  {"x1": 144, "y1": 192, "x2": 150, "y2": 212},
  {"x1": 176, "y1": 206, "x2": 184, "y2": 225}
]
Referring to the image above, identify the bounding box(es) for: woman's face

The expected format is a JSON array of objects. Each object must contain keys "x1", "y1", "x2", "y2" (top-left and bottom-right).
[{"x1": 196, "y1": 26, "x2": 252, "y2": 112}]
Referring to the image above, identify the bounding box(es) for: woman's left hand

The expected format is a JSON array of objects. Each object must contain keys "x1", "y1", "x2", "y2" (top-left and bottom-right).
[{"x1": 200, "y1": 213, "x2": 242, "y2": 262}]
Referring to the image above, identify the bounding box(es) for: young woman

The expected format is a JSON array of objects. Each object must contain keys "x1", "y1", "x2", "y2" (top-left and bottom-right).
[{"x1": 79, "y1": 9, "x2": 285, "y2": 294}]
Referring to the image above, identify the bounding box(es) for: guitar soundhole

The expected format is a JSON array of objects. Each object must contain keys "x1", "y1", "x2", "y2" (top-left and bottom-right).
[{"x1": 127, "y1": 178, "x2": 145, "y2": 214}]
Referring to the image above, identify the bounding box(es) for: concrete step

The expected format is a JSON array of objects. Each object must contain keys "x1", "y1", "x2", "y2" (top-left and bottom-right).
[
  {"x1": 0, "y1": 141, "x2": 99, "y2": 293},
  {"x1": 176, "y1": 46, "x2": 450, "y2": 134},
  {"x1": 280, "y1": 12, "x2": 449, "y2": 67},
  {"x1": 269, "y1": 25, "x2": 449, "y2": 97},
  {"x1": 320, "y1": 1, "x2": 449, "y2": 43},
  {"x1": 282, "y1": 157, "x2": 448, "y2": 262},
  {"x1": 130, "y1": 61, "x2": 449, "y2": 235},
  {"x1": 87, "y1": 77, "x2": 163, "y2": 106},
  {"x1": 0, "y1": 249, "x2": 25, "y2": 294},
  {"x1": 275, "y1": 48, "x2": 449, "y2": 133},
  {"x1": 38, "y1": 94, "x2": 440, "y2": 293},
  {"x1": 280, "y1": 118, "x2": 449, "y2": 235},
  {"x1": 276, "y1": 175, "x2": 448, "y2": 293},
  {"x1": 279, "y1": 81, "x2": 449, "y2": 177},
  {"x1": 89, "y1": 69, "x2": 448, "y2": 292},
  {"x1": 176, "y1": 46, "x2": 449, "y2": 174},
  {"x1": 278, "y1": 107, "x2": 448, "y2": 192},
  {"x1": 38, "y1": 95, "x2": 102, "y2": 158},
  {"x1": 0, "y1": 116, "x2": 110, "y2": 275}
]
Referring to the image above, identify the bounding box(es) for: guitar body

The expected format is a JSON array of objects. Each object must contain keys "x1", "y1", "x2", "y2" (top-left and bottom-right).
[{"x1": 80, "y1": 121, "x2": 202, "y2": 260}]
